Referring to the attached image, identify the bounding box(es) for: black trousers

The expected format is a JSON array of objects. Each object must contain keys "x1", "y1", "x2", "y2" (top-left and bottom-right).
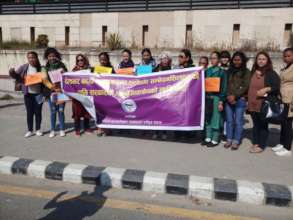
[
  {"x1": 280, "y1": 116, "x2": 293, "y2": 151},
  {"x1": 24, "y1": 94, "x2": 43, "y2": 132},
  {"x1": 74, "y1": 118, "x2": 90, "y2": 131},
  {"x1": 250, "y1": 112, "x2": 269, "y2": 149}
]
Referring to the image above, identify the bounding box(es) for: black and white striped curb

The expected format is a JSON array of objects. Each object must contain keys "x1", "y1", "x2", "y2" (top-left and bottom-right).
[{"x1": 0, "y1": 156, "x2": 292, "y2": 207}]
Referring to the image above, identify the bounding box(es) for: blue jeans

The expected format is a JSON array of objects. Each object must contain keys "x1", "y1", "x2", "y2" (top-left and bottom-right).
[
  {"x1": 225, "y1": 98, "x2": 246, "y2": 145},
  {"x1": 48, "y1": 99, "x2": 65, "y2": 131}
]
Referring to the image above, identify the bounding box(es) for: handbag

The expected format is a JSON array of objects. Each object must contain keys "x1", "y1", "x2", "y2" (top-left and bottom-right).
[
  {"x1": 260, "y1": 95, "x2": 288, "y2": 124},
  {"x1": 14, "y1": 81, "x2": 22, "y2": 91}
]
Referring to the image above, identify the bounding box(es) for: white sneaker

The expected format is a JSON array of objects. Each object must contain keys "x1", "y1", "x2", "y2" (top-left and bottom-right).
[
  {"x1": 36, "y1": 130, "x2": 43, "y2": 136},
  {"x1": 24, "y1": 131, "x2": 33, "y2": 138},
  {"x1": 49, "y1": 131, "x2": 55, "y2": 138},
  {"x1": 205, "y1": 138, "x2": 211, "y2": 143},
  {"x1": 60, "y1": 130, "x2": 66, "y2": 137},
  {"x1": 211, "y1": 140, "x2": 219, "y2": 145},
  {"x1": 272, "y1": 144, "x2": 284, "y2": 152},
  {"x1": 276, "y1": 148, "x2": 292, "y2": 157}
]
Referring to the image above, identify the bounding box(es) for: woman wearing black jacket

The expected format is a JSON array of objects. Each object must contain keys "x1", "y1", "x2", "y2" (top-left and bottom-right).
[{"x1": 247, "y1": 51, "x2": 280, "y2": 153}]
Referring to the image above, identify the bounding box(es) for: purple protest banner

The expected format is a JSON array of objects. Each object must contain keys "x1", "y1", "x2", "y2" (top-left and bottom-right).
[{"x1": 62, "y1": 67, "x2": 205, "y2": 130}]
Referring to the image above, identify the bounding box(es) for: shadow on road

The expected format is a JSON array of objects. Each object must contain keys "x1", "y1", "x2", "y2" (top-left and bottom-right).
[{"x1": 39, "y1": 186, "x2": 109, "y2": 220}]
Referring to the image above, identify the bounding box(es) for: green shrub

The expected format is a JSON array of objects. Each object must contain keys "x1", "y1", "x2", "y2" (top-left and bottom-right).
[
  {"x1": 35, "y1": 34, "x2": 49, "y2": 48},
  {"x1": 106, "y1": 33, "x2": 123, "y2": 50}
]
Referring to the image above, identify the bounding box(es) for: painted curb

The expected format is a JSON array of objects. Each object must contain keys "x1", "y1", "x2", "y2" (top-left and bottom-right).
[{"x1": 0, "y1": 155, "x2": 292, "y2": 207}]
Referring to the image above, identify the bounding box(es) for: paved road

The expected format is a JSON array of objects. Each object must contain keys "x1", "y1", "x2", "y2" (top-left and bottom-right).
[
  {"x1": 0, "y1": 101, "x2": 292, "y2": 185},
  {"x1": 1, "y1": 174, "x2": 293, "y2": 220}
]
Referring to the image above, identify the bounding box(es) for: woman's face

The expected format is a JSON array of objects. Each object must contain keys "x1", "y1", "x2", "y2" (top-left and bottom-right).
[
  {"x1": 27, "y1": 53, "x2": 38, "y2": 67},
  {"x1": 142, "y1": 52, "x2": 151, "y2": 62},
  {"x1": 257, "y1": 54, "x2": 268, "y2": 68},
  {"x1": 221, "y1": 57, "x2": 230, "y2": 66},
  {"x1": 283, "y1": 51, "x2": 293, "y2": 65},
  {"x1": 77, "y1": 56, "x2": 85, "y2": 68},
  {"x1": 47, "y1": 53, "x2": 58, "y2": 64},
  {"x1": 233, "y1": 55, "x2": 242, "y2": 68},
  {"x1": 178, "y1": 53, "x2": 188, "y2": 65},
  {"x1": 198, "y1": 58, "x2": 208, "y2": 68},
  {"x1": 160, "y1": 57, "x2": 169, "y2": 67},
  {"x1": 99, "y1": 55, "x2": 108, "y2": 66},
  {"x1": 122, "y1": 52, "x2": 130, "y2": 63},
  {"x1": 210, "y1": 53, "x2": 219, "y2": 66}
]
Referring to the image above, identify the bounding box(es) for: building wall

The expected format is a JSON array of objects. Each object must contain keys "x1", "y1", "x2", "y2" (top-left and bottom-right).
[{"x1": 0, "y1": 8, "x2": 292, "y2": 49}]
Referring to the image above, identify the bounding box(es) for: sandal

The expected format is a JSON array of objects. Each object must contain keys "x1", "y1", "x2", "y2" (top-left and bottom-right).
[{"x1": 249, "y1": 145, "x2": 264, "y2": 153}]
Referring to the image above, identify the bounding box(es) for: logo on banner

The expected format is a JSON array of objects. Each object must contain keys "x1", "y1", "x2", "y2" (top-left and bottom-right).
[{"x1": 121, "y1": 99, "x2": 137, "y2": 113}]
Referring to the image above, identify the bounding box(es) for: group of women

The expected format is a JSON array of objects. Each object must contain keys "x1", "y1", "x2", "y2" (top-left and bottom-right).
[{"x1": 9, "y1": 46, "x2": 293, "y2": 156}]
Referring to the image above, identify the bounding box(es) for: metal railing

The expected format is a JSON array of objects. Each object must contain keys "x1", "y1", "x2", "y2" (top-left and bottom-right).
[{"x1": 0, "y1": 0, "x2": 292, "y2": 14}]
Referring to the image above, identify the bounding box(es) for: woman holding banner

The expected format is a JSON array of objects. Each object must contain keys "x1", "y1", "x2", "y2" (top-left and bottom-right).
[
  {"x1": 175, "y1": 49, "x2": 195, "y2": 141},
  {"x1": 140, "y1": 48, "x2": 157, "y2": 71},
  {"x1": 152, "y1": 52, "x2": 172, "y2": 140},
  {"x1": 96, "y1": 52, "x2": 115, "y2": 136},
  {"x1": 72, "y1": 54, "x2": 93, "y2": 137},
  {"x1": 202, "y1": 51, "x2": 227, "y2": 147},
  {"x1": 44, "y1": 47, "x2": 68, "y2": 138},
  {"x1": 224, "y1": 51, "x2": 251, "y2": 150},
  {"x1": 118, "y1": 49, "x2": 135, "y2": 69},
  {"x1": 9, "y1": 51, "x2": 44, "y2": 138}
]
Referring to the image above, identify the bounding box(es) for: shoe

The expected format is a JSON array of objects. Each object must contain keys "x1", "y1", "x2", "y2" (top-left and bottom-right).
[
  {"x1": 275, "y1": 148, "x2": 292, "y2": 157},
  {"x1": 24, "y1": 131, "x2": 33, "y2": 138},
  {"x1": 207, "y1": 141, "x2": 218, "y2": 148},
  {"x1": 201, "y1": 138, "x2": 211, "y2": 146},
  {"x1": 60, "y1": 130, "x2": 66, "y2": 137},
  {"x1": 272, "y1": 144, "x2": 284, "y2": 152},
  {"x1": 152, "y1": 134, "x2": 158, "y2": 139},
  {"x1": 75, "y1": 130, "x2": 81, "y2": 137},
  {"x1": 224, "y1": 142, "x2": 232, "y2": 149},
  {"x1": 35, "y1": 130, "x2": 43, "y2": 136},
  {"x1": 221, "y1": 135, "x2": 227, "y2": 144},
  {"x1": 231, "y1": 143, "x2": 240, "y2": 151},
  {"x1": 49, "y1": 131, "x2": 55, "y2": 138}
]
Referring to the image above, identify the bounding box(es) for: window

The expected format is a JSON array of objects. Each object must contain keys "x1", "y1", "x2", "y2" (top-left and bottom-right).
[
  {"x1": 65, "y1": 26, "x2": 70, "y2": 46},
  {"x1": 142, "y1": 25, "x2": 148, "y2": 47},
  {"x1": 232, "y1": 24, "x2": 240, "y2": 45},
  {"x1": 284, "y1": 23, "x2": 293, "y2": 47},
  {"x1": 185, "y1": 24, "x2": 192, "y2": 47},
  {"x1": 30, "y1": 27, "x2": 35, "y2": 43},
  {"x1": 0, "y1": 27, "x2": 2, "y2": 44},
  {"x1": 102, "y1": 25, "x2": 108, "y2": 46}
]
